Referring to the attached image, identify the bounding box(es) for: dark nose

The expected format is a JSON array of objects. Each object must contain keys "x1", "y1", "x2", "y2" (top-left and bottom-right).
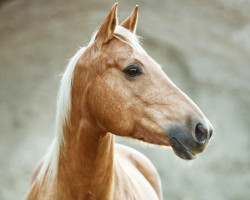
[{"x1": 195, "y1": 123, "x2": 213, "y2": 144}]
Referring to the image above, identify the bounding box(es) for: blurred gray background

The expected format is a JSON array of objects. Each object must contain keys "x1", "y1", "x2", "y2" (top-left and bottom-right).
[{"x1": 0, "y1": 0, "x2": 250, "y2": 199}]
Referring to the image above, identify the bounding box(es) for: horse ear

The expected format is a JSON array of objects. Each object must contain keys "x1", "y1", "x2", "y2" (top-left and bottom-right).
[
  {"x1": 121, "y1": 5, "x2": 138, "y2": 33},
  {"x1": 95, "y1": 3, "x2": 118, "y2": 46}
]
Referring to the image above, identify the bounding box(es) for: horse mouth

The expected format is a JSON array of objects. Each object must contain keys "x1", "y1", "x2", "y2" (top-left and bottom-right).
[{"x1": 169, "y1": 137, "x2": 196, "y2": 160}]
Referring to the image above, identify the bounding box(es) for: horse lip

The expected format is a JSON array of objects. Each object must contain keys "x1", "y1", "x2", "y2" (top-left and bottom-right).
[{"x1": 169, "y1": 137, "x2": 196, "y2": 160}]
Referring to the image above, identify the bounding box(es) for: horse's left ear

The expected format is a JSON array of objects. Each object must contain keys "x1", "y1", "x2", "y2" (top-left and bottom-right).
[
  {"x1": 95, "y1": 3, "x2": 118, "y2": 46},
  {"x1": 121, "y1": 5, "x2": 139, "y2": 33}
]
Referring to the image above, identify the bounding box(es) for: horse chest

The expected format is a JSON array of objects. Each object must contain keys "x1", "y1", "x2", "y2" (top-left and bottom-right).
[{"x1": 113, "y1": 158, "x2": 159, "y2": 200}]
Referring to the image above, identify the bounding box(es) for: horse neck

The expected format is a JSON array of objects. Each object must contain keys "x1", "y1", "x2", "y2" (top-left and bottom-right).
[{"x1": 56, "y1": 77, "x2": 114, "y2": 199}]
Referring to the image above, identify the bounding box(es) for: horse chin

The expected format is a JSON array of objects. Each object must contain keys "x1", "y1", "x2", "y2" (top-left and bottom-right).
[{"x1": 169, "y1": 137, "x2": 196, "y2": 160}]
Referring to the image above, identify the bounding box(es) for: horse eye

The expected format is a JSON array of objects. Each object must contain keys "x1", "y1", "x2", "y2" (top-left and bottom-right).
[{"x1": 123, "y1": 64, "x2": 142, "y2": 77}]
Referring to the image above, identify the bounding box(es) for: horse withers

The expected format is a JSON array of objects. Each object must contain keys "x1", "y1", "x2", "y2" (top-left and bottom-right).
[{"x1": 25, "y1": 3, "x2": 213, "y2": 200}]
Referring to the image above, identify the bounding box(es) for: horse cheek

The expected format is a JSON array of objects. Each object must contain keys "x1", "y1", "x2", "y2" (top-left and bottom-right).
[{"x1": 87, "y1": 78, "x2": 133, "y2": 135}]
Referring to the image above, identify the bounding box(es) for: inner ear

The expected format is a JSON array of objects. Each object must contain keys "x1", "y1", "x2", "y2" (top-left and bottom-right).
[
  {"x1": 95, "y1": 3, "x2": 118, "y2": 46},
  {"x1": 121, "y1": 5, "x2": 138, "y2": 33}
]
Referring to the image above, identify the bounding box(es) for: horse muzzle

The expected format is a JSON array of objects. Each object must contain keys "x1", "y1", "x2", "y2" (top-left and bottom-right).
[{"x1": 166, "y1": 121, "x2": 213, "y2": 160}]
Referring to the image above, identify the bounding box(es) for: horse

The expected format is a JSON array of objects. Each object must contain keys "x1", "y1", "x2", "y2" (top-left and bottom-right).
[{"x1": 24, "y1": 3, "x2": 213, "y2": 200}]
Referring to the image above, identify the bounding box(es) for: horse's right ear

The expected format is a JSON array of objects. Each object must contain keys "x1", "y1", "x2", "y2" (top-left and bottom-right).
[
  {"x1": 121, "y1": 5, "x2": 138, "y2": 33},
  {"x1": 95, "y1": 3, "x2": 118, "y2": 47}
]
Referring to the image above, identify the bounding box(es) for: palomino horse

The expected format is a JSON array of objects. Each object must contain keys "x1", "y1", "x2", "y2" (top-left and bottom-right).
[{"x1": 25, "y1": 3, "x2": 213, "y2": 200}]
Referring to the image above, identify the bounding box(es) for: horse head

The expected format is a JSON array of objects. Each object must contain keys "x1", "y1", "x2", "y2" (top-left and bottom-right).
[{"x1": 73, "y1": 3, "x2": 213, "y2": 160}]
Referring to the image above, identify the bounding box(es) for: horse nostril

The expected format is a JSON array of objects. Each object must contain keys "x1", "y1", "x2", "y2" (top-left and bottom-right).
[
  {"x1": 208, "y1": 129, "x2": 213, "y2": 139},
  {"x1": 195, "y1": 123, "x2": 208, "y2": 144}
]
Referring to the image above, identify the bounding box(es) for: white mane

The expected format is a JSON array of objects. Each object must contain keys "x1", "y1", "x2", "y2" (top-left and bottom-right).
[
  {"x1": 37, "y1": 26, "x2": 141, "y2": 183},
  {"x1": 37, "y1": 46, "x2": 87, "y2": 183}
]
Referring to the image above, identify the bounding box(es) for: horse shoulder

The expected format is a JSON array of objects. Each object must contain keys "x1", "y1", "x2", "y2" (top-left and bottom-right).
[{"x1": 114, "y1": 143, "x2": 163, "y2": 200}]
